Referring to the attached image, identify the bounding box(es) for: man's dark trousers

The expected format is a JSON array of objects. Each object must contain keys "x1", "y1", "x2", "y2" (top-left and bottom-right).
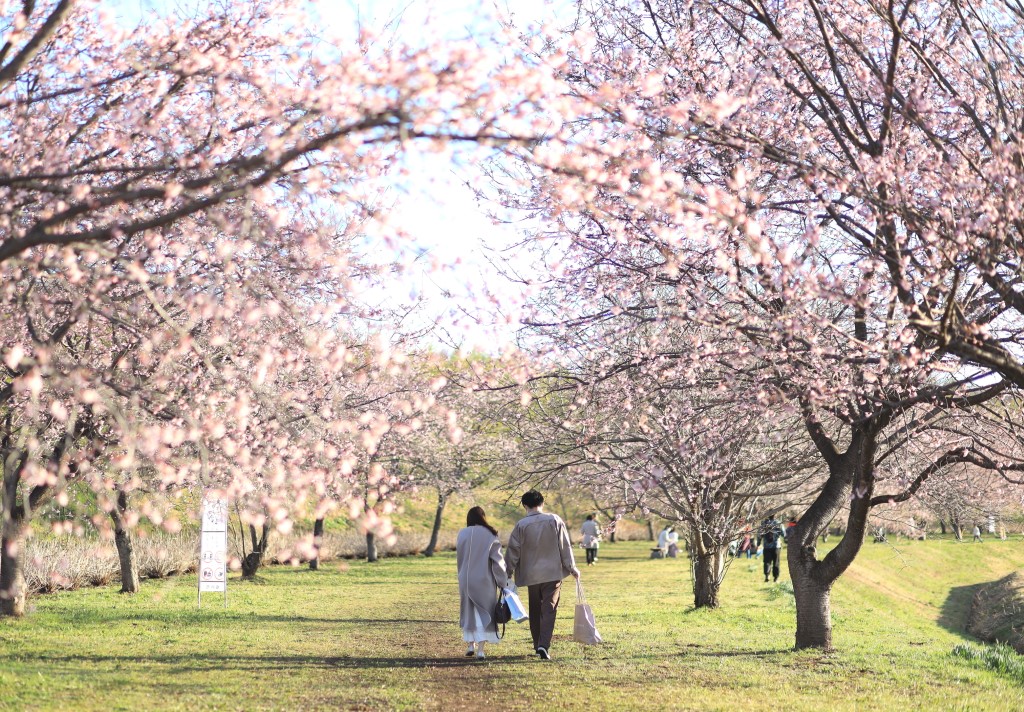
[
  {"x1": 527, "y1": 580, "x2": 562, "y2": 651},
  {"x1": 763, "y1": 548, "x2": 780, "y2": 581}
]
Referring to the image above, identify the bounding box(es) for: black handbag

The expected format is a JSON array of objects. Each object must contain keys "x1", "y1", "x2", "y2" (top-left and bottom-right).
[{"x1": 494, "y1": 588, "x2": 511, "y2": 638}]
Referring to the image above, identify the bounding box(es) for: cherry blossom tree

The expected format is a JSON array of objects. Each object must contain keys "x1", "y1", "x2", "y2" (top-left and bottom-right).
[
  {"x1": 0, "y1": 0, "x2": 571, "y2": 615},
  {"x1": 388, "y1": 374, "x2": 517, "y2": 557},
  {"x1": 505, "y1": 311, "x2": 818, "y2": 606},
  {"x1": 632, "y1": 0, "x2": 1024, "y2": 391},
  {"x1": 488, "y1": 0, "x2": 1024, "y2": 647}
]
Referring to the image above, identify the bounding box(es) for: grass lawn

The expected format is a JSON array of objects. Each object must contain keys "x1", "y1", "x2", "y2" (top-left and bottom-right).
[{"x1": 2, "y1": 538, "x2": 1024, "y2": 711}]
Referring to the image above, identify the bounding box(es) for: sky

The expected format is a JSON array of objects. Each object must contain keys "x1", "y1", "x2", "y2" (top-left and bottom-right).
[
  {"x1": 108, "y1": 0, "x2": 576, "y2": 352},
  {"x1": 313, "y1": 0, "x2": 573, "y2": 352}
]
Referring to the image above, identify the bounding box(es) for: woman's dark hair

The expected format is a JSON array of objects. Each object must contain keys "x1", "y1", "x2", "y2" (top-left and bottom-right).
[
  {"x1": 521, "y1": 489, "x2": 544, "y2": 508},
  {"x1": 467, "y1": 506, "x2": 498, "y2": 536}
]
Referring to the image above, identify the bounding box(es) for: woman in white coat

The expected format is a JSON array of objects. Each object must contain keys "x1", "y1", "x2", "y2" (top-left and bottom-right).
[{"x1": 456, "y1": 506, "x2": 510, "y2": 659}]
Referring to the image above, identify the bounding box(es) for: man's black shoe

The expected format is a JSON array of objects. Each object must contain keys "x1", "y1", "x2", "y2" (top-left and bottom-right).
[{"x1": 537, "y1": 647, "x2": 551, "y2": 661}]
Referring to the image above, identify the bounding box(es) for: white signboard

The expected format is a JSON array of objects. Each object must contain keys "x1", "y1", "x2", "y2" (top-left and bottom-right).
[{"x1": 198, "y1": 493, "x2": 228, "y2": 606}]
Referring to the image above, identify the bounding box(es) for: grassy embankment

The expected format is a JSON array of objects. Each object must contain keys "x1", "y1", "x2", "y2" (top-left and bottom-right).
[{"x1": 2, "y1": 537, "x2": 1023, "y2": 711}]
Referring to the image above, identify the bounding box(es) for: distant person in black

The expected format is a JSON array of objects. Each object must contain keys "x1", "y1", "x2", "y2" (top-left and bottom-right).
[{"x1": 758, "y1": 517, "x2": 785, "y2": 583}]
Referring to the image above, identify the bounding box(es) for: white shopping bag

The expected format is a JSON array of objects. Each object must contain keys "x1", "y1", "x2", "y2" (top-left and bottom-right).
[
  {"x1": 573, "y1": 579, "x2": 603, "y2": 645},
  {"x1": 503, "y1": 586, "x2": 528, "y2": 622}
]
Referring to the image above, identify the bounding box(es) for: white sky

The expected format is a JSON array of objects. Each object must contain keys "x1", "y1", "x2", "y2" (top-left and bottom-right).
[
  {"x1": 110, "y1": 0, "x2": 573, "y2": 352},
  {"x1": 315, "y1": 0, "x2": 572, "y2": 352}
]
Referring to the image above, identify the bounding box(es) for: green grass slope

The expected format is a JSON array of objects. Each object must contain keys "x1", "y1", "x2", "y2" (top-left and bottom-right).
[{"x1": 1, "y1": 538, "x2": 1023, "y2": 711}]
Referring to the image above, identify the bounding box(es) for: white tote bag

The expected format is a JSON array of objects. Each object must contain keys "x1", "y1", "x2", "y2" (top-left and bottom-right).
[
  {"x1": 573, "y1": 579, "x2": 603, "y2": 645},
  {"x1": 503, "y1": 586, "x2": 528, "y2": 623}
]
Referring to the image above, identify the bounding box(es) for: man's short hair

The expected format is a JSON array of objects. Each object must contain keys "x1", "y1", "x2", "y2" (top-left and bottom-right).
[{"x1": 521, "y1": 490, "x2": 544, "y2": 508}]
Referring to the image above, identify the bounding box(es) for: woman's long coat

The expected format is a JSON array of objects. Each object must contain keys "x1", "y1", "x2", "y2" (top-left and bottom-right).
[{"x1": 456, "y1": 526, "x2": 509, "y2": 633}]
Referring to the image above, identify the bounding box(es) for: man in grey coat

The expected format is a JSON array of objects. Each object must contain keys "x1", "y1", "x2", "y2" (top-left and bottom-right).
[{"x1": 504, "y1": 490, "x2": 580, "y2": 661}]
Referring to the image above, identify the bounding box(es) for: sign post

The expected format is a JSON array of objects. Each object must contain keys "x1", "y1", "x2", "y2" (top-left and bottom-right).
[{"x1": 198, "y1": 492, "x2": 228, "y2": 608}]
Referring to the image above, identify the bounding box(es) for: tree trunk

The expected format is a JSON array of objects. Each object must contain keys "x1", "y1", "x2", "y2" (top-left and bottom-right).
[
  {"x1": 1, "y1": 452, "x2": 27, "y2": 617},
  {"x1": 309, "y1": 517, "x2": 324, "y2": 571},
  {"x1": 111, "y1": 490, "x2": 140, "y2": 594},
  {"x1": 952, "y1": 520, "x2": 963, "y2": 542},
  {"x1": 553, "y1": 491, "x2": 572, "y2": 530},
  {"x1": 691, "y1": 546, "x2": 726, "y2": 609},
  {"x1": 938, "y1": 519, "x2": 947, "y2": 535},
  {"x1": 647, "y1": 519, "x2": 655, "y2": 542},
  {"x1": 1, "y1": 417, "x2": 87, "y2": 614},
  {"x1": 0, "y1": 519, "x2": 26, "y2": 617},
  {"x1": 787, "y1": 426, "x2": 878, "y2": 650},
  {"x1": 241, "y1": 552, "x2": 261, "y2": 578},
  {"x1": 423, "y1": 491, "x2": 447, "y2": 557},
  {"x1": 791, "y1": 551, "x2": 834, "y2": 650},
  {"x1": 241, "y1": 522, "x2": 270, "y2": 579},
  {"x1": 366, "y1": 531, "x2": 378, "y2": 563}
]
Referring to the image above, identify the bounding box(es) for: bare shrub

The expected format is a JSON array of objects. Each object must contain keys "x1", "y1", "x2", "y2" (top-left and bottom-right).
[
  {"x1": 16, "y1": 527, "x2": 459, "y2": 595},
  {"x1": 254, "y1": 529, "x2": 460, "y2": 565},
  {"x1": 135, "y1": 532, "x2": 198, "y2": 579},
  {"x1": 22, "y1": 537, "x2": 119, "y2": 594},
  {"x1": 611, "y1": 520, "x2": 650, "y2": 542}
]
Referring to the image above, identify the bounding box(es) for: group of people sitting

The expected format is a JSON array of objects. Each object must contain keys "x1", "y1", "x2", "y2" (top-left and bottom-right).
[{"x1": 655, "y1": 525, "x2": 680, "y2": 558}]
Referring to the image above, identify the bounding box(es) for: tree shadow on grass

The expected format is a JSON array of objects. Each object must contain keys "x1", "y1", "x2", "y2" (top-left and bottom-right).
[
  {"x1": 688, "y1": 648, "x2": 788, "y2": 658},
  {"x1": 8, "y1": 652, "x2": 538, "y2": 674},
  {"x1": 939, "y1": 583, "x2": 986, "y2": 638},
  {"x1": 324, "y1": 654, "x2": 540, "y2": 668},
  {"x1": 53, "y1": 609, "x2": 454, "y2": 627},
  {"x1": 262, "y1": 571, "x2": 451, "y2": 585}
]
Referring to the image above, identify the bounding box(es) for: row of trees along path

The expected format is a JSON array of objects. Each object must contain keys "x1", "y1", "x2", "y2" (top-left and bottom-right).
[
  {"x1": 0, "y1": 0, "x2": 561, "y2": 615},
  {"x1": 6, "y1": 0, "x2": 1024, "y2": 657}
]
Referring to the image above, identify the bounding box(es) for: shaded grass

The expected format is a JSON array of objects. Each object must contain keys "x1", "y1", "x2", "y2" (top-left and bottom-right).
[{"x1": 2, "y1": 539, "x2": 1024, "y2": 710}]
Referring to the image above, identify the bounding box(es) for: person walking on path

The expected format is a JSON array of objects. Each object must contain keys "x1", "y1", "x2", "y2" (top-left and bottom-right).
[
  {"x1": 758, "y1": 516, "x2": 785, "y2": 583},
  {"x1": 456, "y1": 506, "x2": 510, "y2": 660},
  {"x1": 973, "y1": 524, "x2": 983, "y2": 542},
  {"x1": 581, "y1": 514, "x2": 601, "y2": 566},
  {"x1": 505, "y1": 490, "x2": 580, "y2": 661},
  {"x1": 738, "y1": 532, "x2": 755, "y2": 559}
]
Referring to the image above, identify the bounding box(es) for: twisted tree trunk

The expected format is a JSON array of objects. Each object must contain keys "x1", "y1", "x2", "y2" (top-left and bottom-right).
[
  {"x1": 788, "y1": 427, "x2": 877, "y2": 650},
  {"x1": 241, "y1": 522, "x2": 270, "y2": 579}
]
